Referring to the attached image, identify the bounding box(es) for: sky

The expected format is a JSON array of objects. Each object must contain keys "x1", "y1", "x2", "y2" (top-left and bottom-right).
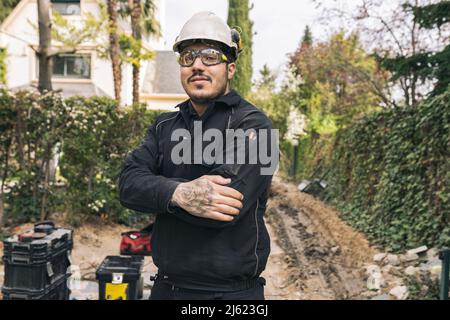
[{"x1": 163, "y1": 0, "x2": 340, "y2": 82}]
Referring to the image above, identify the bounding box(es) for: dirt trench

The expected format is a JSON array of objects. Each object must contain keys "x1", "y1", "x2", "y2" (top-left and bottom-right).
[{"x1": 264, "y1": 177, "x2": 376, "y2": 299}]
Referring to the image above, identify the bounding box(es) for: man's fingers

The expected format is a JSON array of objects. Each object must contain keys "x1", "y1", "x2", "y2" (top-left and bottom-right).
[
  {"x1": 202, "y1": 176, "x2": 244, "y2": 201},
  {"x1": 203, "y1": 175, "x2": 231, "y2": 185},
  {"x1": 213, "y1": 204, "x2": 240, "y2": 216},
  {"x1": 216, "y1": 185, "x2": 244, "y2": 200},
  {"x1": 207, "y1": 211, "x2": 234, "y2": 222},
  {"x1": 214, "y1": 195, "x2": 243, "y2": 209}
]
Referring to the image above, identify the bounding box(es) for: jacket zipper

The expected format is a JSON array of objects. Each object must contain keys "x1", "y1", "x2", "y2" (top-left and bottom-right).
[{"x1": 252, "y1": 198, "x2": 260, "y2": 277}]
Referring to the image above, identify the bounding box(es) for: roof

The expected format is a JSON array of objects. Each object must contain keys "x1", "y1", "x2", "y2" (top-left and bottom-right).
[{"x1": 141, "y1": 50, "x2": 185, "y2": 95}]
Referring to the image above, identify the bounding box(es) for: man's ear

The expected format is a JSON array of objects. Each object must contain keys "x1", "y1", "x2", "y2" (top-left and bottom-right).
[{"x1": 227, "y1": 63, "x2": 236, "y2": 80}]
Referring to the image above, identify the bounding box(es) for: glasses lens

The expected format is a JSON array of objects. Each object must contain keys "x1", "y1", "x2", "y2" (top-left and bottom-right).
[
  {"x1": 200, "y1": 49, "x2": 221, "y2": 66},
  {"x1": 179, "y1": 51, "x2": 195, "y2": 66}
]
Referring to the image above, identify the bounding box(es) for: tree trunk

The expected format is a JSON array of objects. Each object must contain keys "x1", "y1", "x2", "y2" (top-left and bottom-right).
[
  {"x1": 15, "y1": 105, "x2": 26, "y2": 170},
  {"x1": 228, "y1": 0, "x2": 253, "y2": 98},
  {"x1": 107, "y1": 0, "x2": 122, "y2": 105},
  {"x1": 132, "y1": 63, "x2": 140, "y2": 104},
  {"x1": 0, "y1": 144, "x2": 10, "y2": 228},
  {"x1": 130, "y1": 0, "x2": 142, "y2": 104},
  {"x1": 37, "y1": 0, "x2": 53, "y2": 92},
  {"x1": 292, "y1": 143, "x2": 299, "y2": 180},
  {"x1": 40, "y1": 144, "x2": 51, "y2": 221},
  {"x1": 87, "y1": 166, "x2": 94, "y2": 194},
  {"x1": 0, "y1": 191, "x2": 3, "y2": 228}
]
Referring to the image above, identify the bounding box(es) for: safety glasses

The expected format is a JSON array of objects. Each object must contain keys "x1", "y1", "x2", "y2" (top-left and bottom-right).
[{"x1": 177, "y1": 48, "x2": 229, "y2": 67}]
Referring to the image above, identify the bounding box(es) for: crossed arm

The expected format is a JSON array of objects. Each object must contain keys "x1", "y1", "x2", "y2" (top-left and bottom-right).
[
  {"x1": 119, "y1": 113, "x2": 273, "y2": 228},
  {"x1": 170, "y1": 175, "x2": 244, "y2": 222}
]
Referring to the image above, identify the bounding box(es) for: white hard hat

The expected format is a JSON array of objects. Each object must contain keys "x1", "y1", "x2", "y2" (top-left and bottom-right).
[{"x1": 173, "y1": 11, "x2": 239, "y2": 59}]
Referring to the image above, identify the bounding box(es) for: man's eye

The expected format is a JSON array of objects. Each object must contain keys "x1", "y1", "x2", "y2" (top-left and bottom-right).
[
  {"x1": 204, "y1": 54, "x2": 218, "y2": 62},
  {"x1": 181, "y1": 53, "x2": 194, "y2": 64}
]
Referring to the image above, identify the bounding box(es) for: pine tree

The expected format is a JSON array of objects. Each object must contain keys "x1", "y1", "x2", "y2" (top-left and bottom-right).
[
  {"x1": 410, "y1": 1, "x2": 450, "y2": 96},
  {"x1": 290, "y1": 25, "x2": 313, "y2": 73},
  {"x1": 301, "y1": 25, "x2": 312, "y2": 47},
  {"x1": 380, "y1": 1, "x2": 450, "y2": 98},
  {"x1": 227, "y1": 0, "x2": 253, "y2": 98},
  {"x1": 256, "y1": 64, "x2": 276, "y2": 90}
]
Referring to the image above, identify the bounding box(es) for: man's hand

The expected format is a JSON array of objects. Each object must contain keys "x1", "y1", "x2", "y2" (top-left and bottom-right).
[{"x1": 170, "y1": 175, "x2": 244, "y2": 222}]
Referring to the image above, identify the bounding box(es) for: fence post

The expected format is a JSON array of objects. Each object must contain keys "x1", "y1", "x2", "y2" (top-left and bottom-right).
[
  {"x1": 440, "y1": 247, "x2": 450, "y2": 300},
  {"x1": 292, "y1": 144, "x2": 299, "y2": 180}
]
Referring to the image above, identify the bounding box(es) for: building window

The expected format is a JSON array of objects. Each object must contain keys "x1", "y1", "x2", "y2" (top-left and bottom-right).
[
  {"x1": 52, "y1": 54, "x2": 91, "y2": 79},
  {"x1": 51, "y1": 0, "x2": 81, "y2": 16}
]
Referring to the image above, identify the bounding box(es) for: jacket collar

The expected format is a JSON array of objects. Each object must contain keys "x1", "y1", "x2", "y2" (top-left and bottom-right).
[
  {"x1": 213, "y1": 89, "x2": 241, "y2": 107},
  {"x1": 177, "y1": 90, "x2": 241, "y2": 125}
]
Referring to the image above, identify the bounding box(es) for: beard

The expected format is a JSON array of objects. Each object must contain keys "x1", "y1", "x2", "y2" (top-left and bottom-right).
[{"x1": 183, "y1": 72, "x2": 229, "y2": 104}]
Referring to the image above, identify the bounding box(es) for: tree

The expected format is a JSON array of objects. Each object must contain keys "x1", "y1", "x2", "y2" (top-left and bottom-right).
[
  {"x1": 37, "y1": 0, "x2": 53, "y2": 92},
  {"x1": 106, "y1": 0, "x2": 122, "y2": 104},
  {"x1": 0, "y1": 0, "x2": 20, "y2": 23},
  {"x1": 291, "y1": 26, "x2": 312, "y2": 69},
  {"x1": 374, "y1": 1, "x2": 450, "y2": 102},
  {"x1": 290, "y1": 32, "x2": 387, "y2": 129},
  {"x1": 119, "y1": 0, "x2": 160, "y2": 104},
  {"x1": 0, "y1": 90, "x2": 14, "y2": 227},
  {"x1": 289, "y1": 26, "x2": 315, "y2": 100},
  {"x1": 301, "y1": 25, "x2": 313, "y2": 47},
  {"x1": 254, "y1": 64, "x2": 276, "y2": 90},
  {"x1": 35, "y1": 0, "x2": 103, "y2": 93},
  {"x1": 249, "y1": 65, "x2": 290, "y2": 138},
  {"x1": 316, "y1": 0, "x2": 450, "y2": 107},
  {"x1": 129, "y1": 0, "x2": 142, "y2": 104},
  {"x1": 386, "y1": 1, "x2": 450, "y2": 97},
  {"x1": 0, "y1": 48, "x2": 6, "y2": 85},
  {"x1": 228, "y1": 0, "x2": 253, "y2": 98}
]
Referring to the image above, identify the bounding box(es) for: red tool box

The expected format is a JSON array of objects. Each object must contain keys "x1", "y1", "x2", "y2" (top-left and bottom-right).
[{"x1": 119, "y1": 224, "x2": 153, "y2": 256}]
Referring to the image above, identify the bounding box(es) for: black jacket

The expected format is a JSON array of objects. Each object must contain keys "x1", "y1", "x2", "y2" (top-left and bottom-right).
[{"x1": 119, "y1": 90, "x2": 274, "y2": 290}]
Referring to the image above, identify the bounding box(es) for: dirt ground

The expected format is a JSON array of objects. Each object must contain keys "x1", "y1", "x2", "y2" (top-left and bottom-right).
[
  {"x1": 0, "y1": 220, "x2": 294, "y2": 300},
  {"x1": 0, "y1": 176, "x2": 379, "y2": 300},
  {"x1": 266, "y1": 176, "x2": 376, "y2": 299}
]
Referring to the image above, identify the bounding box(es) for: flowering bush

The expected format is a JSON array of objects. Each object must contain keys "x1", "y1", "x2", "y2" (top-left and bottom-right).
[
  {"x1": 0, "y1": 89, "x2": 70, "y2": 224},
  {"x1": 0, "y1": 90, "x2": 161, "y2": 225},
  {"x1": 60, "y1": 95, "x2": 161, "y2": 224}
]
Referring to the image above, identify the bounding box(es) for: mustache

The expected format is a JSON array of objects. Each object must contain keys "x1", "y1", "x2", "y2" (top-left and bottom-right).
[{"x1": 188, "y1": 73, "x2": 212, "y2": 83}]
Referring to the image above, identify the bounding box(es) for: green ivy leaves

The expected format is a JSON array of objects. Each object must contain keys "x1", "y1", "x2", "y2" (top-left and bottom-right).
[{"x1": 325, "y1": 89, "x2": 450, "y2": 251}]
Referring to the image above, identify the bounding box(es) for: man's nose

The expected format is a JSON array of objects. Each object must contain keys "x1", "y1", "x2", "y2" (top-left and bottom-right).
[{"x1": 191, "y1": 56, "x2": 206, "y2": 71}]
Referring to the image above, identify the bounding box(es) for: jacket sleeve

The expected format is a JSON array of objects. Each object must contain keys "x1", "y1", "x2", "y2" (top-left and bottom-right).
[
  {"x1": 168, "y1": 111, "x2": 276, "y2": 228},
  {"x1": 119, "y1": 120, "x2": 187, "y2": 214}
]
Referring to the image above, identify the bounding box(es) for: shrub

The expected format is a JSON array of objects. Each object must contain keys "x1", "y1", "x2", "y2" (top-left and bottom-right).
[
  {"x1": 324, "y1": 90, "x2": 450, "y2": 250},
  {"x1": 0, "y1": 90, "x2": 162, "y2": 225}
]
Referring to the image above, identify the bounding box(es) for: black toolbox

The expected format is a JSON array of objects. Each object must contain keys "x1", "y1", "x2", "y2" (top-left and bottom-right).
[
  {"x1": 2, "y1": 273, "x2": 71, "y2": 300},
  {"x1": 96, "y1": 256, "x2": 144, "y2": 300},
  {"x1": 1, "y1": 222, "x2": 73, "y2": 299}
]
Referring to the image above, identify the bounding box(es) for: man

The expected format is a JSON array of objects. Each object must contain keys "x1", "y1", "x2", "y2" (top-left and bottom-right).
[{"x1": 119, "y1": 11, "x2": 276, "y2": 300}]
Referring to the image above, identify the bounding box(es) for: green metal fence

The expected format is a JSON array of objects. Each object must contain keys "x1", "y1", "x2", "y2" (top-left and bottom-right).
[{"x1": 440, "y1": 247, "x2": 450, "y2": 300}]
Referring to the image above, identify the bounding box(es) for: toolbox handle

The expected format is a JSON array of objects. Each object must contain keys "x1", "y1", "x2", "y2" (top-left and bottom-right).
[
  {"x1": 8, "y1": 293, "x2": 28, "y2": 300},
  {"x1": 12, "y1": 242, "x2": 31, "y2": 250},
  {"x1": 121, "y1": 230, "x2": 150, "y2": 236},
  {"x1": 34, "y1": 220, "x2": 55, "y2": 228},
  {"x1": 53, "y1": 240, "x2": 65, "y2": 250},
  {"x1": 47, "y1": 261, "x2": 54, "y2": 278},
  {"x1": 11, "y1": 255, "x2": 30, "y2": 264}
]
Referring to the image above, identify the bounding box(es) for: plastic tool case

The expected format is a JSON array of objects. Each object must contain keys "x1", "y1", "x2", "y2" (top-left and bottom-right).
[{"x1": 1, "y1": 222, "x2": 73, "y2": 300}]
